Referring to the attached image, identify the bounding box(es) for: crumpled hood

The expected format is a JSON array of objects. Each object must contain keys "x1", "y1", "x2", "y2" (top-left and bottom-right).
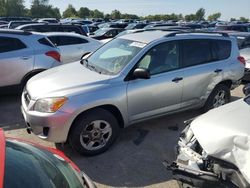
[
  {"x1": 27, "y1": 61, "x2": 111, "y2": 99},
  {"x1": 190, "y1": 98, "x2": 250, "y2": 183}
]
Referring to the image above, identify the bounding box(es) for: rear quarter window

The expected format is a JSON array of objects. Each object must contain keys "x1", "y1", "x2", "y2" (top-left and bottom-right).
[
  {"x1": 38, "y1": 38, "x2": 55, "y2": 48},
  {"x1": 212, "y1": 40, "x2": 231, "y2": 60}
]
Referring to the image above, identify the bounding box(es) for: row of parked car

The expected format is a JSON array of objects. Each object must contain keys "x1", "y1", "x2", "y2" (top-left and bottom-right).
[{"x1": 1, "y1": 17, "x2": 250, "y2": 187}]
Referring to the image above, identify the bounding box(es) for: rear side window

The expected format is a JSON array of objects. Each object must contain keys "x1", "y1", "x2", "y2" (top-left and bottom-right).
[
  {"x1": 0, "y1": 37, "x2": 26, "y2": 53},
  {"x1": 48, "y1": 36, "x2": 88, "y2": 46},
  {"x1": 63, "y1": 26, "x2": 81, "y2": 34},
  {"x1": 38, "y1": 38, "x2": 55, "y2": 48},
  {"x1": 212, "y1": 40, "x2": 231, "y2": 60},
  {"x1": 182, "y1": 39, "x2": 211, "y2": 67}
]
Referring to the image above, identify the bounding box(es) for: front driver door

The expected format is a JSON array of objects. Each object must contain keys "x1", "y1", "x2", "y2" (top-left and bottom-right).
[{"x1": 127, "y1": 41, "x2": 184, "y2": 123}]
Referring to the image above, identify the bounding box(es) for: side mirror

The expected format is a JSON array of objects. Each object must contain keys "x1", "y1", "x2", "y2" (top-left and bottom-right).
[
  {"x1": 133, "y1": 68, "x2": 150, "y2": 79},
  {"x1": 243, "y1": 83, "x2": 250, "y2": 96},
  {"x1": 81, "y1": 52, "x2": 91, "y2": 60}
]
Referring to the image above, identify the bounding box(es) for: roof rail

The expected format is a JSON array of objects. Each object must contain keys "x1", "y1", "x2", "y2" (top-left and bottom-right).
[
  {"x1": 165, "y1": 31, "x2": 229, "y2": 37},
  {"x1": 0, "y1": 29, "x2": 32, "y2": 35}
]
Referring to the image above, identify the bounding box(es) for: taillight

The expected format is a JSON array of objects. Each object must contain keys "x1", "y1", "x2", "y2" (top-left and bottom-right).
[
  {"x1": 238, "y1": 56, "x2": 246, "y2": 65},
  {"x1": 45, "y1": 51, "x2": 61, "y2": 62}
]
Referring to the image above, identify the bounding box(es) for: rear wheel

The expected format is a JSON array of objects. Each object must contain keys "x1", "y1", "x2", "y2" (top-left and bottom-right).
[
  {"x1": 203, "y1": 84, "x2": 230, "y2": 112},
  {"x1": 68, "y1": 108, "x2": 119, "y2": 156}
]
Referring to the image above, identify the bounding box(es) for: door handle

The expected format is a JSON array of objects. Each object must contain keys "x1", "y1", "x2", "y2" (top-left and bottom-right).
[
  {"x1": 172, "y1": 77, "x2": 183, "y2": 83},
  {"x1": 214, "y1": 69, "x2": 223, "y2": 73},
  {"x1": 20, "y1": 56, "x2": 31, "y2": 60}
]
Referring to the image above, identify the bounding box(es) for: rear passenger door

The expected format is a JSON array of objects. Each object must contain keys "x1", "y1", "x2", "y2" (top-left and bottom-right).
[
  {"x1": 0, "y1": 36, "x2": 34, "y2": 87},
  {"x1": 49, "y1": 36, "x2": 89, "y2": 63},
  {"x1": 180, "y1": 39, "x2": 231, "y2": 108}
]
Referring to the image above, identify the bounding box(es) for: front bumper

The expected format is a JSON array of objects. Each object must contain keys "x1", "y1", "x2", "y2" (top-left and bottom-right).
[{"x1": 21, "y1": 92, "x2": 72, "y2": 143}]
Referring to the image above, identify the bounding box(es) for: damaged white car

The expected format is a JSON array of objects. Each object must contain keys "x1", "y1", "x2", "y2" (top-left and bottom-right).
[{"x1": 167, "y1": 95, "x2": 250, "y2": 188}]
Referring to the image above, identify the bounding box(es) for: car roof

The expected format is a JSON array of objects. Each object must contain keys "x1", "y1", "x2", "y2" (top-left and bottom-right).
[
  {"x1": 119, "y1": 30, "x2": 231, "y2": 44},
  {"x1": 40, "y1": 32, "x2": 85, "y2": 37},
  {"x1": 228, "y1": 32, "x2": 250, "y2": 37},
  {"x1": 0, "y1": 129, "x2": 5, "y2": 188},
  {"x1": 0, "y1": 29, "x2": 32, "y2": 35},
  {"x1": 119, "y1": 30, "x2": 171, "y2": 43}
]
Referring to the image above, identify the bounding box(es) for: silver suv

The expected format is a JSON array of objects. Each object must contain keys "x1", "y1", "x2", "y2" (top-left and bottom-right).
[
  {"x1": 0, "y1": 29, "x2": 61, "y2": 93},
  {"x1": 21, "y1": 31, "x2": 244, "y2": 155}
]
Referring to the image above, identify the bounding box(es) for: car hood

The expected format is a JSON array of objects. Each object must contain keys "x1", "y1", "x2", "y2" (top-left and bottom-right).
[
  {"x1": 190, "y1": 98, "x2": 250, "y2": 183},
  {"x1": 27, "y1": 61, "x2": 112, "y2": 99}
]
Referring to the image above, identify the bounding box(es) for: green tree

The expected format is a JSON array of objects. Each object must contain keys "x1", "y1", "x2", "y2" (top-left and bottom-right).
[
  {"x1": 239, "y1": 17, "x2": 249, "y2": 22},
  {"x1": 62, "y1": 4, "x2": 77, "y2": 18},
  {"x1": 0, "y1": 0, "x2": 6, "y2": 16},
  {"x1": 207, "y1": 12, "x2": 221, "y2": 21},
  {"x1": 92, "y1": 9, "x2": 104, "y2": 18},
  {"x1": 5, "y1": 0, "x2": 25, "y2": 16},
  {"x1": 195, "y1": 8, "x2": 205, "y2": 21},
  {"x1": 78, "y1": 7, "x2": 90, "y2": 18},
  {"x1": 185, "y1": 14, "x2": 196, "y2": 21},
  {"x1": 29, "y1": 0, "x2": 61, "y2": 18},
  {"x1": 110, "y1": 10, "x2": 121, "y2": 19},
  {"x1": 230, "y1": 18, "x2": 236, "y2": 22}
]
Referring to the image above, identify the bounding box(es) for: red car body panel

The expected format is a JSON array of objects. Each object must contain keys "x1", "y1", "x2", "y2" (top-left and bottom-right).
[
  {"x1": 6, "y1": 136, "x2": 81, "y2": 172},
  {"x1": 0, "y1": 129, "x2": 5, "y2": 188}
]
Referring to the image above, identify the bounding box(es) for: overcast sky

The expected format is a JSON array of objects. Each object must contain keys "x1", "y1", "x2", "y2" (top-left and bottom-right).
[{"x1": 24, "y1": 0, "x2": 250, "y2": 20}]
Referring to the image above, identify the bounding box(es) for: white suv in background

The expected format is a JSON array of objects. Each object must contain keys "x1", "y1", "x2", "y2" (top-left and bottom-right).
[
  {"x1": 0, "y1": 29, "x2": 61, "y2": 93},
  {"x1": 43, "y1": 32, "x2": 102, "y2": 64}
]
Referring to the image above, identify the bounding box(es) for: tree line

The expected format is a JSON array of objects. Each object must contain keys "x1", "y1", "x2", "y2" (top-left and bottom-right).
[{"x1": 0, "y1": 0, "x2": 249, "y2": 22}]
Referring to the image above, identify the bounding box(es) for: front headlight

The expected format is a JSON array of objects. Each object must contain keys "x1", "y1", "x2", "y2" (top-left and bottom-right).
[{"x1": 34, "y1": 97, "x2": 68, "y2": 113}]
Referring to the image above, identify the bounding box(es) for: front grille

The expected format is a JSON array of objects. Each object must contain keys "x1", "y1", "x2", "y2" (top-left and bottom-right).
[{"x1": 23, "y1": 89, "x2": 31, "y2": 107}]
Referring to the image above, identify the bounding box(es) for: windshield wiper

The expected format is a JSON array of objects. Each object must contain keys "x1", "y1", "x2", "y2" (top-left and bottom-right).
[{"x1": 81, "y1": 59, "x2": 101, "y2": 74}]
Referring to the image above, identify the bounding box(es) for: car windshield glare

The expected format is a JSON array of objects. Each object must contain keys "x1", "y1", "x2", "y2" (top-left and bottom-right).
[{"x1": 86, "y1": 38, "x2": 145, "y2": 75}]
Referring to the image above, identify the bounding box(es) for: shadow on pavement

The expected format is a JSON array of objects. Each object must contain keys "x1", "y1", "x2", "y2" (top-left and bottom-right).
[{"x1": 0, "y1": 94, "x2": 26, "y2": 130}]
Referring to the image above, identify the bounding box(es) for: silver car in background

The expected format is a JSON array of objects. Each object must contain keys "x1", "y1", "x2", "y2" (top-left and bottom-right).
[
  {"x1": 43, "y1": 32, "x2": 102, "y2": 63},
  {"x1": 0, "y1": 29, "x2": 61, "y2": 93},
  {"x1": 21, "y1": 30, "x2": 244, "y2": 156}
]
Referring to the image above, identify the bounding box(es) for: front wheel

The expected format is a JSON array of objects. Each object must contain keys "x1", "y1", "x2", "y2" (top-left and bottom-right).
[
  {"x1": 68, "y1": 109, "x2": 119, "y2": 156},
  {"x1": 203, "y1": 84, "x2": 230, "y2": 112}
]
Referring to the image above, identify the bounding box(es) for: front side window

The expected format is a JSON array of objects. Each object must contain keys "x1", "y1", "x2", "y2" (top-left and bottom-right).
[
  {"x1": 137, "y1": 41, "x2": 180, "y2": 75},
  {"x1": 0, "y1": 37, "x2": 26, "y2": 53},
  {"x1": 86, "y1": 38, "x2": 145, "y2": 75},
  {"x1": 182, "y1": 39, "x2": 211, "y2": 67}
]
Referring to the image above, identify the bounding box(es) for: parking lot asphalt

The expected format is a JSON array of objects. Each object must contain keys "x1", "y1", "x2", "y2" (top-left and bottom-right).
[{"x1": 0, "y1": 85, "x2": 245, "y2": 188}]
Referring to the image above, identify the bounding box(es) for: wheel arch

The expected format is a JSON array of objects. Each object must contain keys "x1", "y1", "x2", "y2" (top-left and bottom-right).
[{"x1": 67, "y1": 104, "x2": 125, "y2": 141}]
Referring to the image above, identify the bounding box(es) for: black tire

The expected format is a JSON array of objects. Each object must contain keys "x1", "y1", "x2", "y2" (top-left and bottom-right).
[
  {"x1": 203, "y1": 84, "x2": 230, "y2": 112},
  {"x1": 19, "y1": 71, "x2": 42, "y2": 92},
  {"x1": 68, "y1": 108, "x2": 119, "y2": 156}
]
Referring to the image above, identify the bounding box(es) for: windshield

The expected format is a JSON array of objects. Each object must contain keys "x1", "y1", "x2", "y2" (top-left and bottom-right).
[
  {"x1": 4, "y1": 140, "x2": 85, "y2": 188},
  {"x1": 94, "y1": 28, "x2": 108, "y2": 36},
  {"x1": 86, "y1": 38, "x2": 146, "y2": 75}
]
